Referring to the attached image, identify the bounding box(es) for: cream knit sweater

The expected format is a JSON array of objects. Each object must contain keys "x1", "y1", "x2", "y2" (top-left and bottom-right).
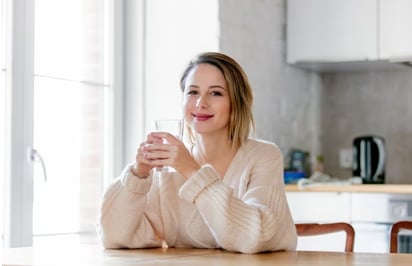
[{"x1": 97, "y1": 139, "x2": 297, "y2": 253}]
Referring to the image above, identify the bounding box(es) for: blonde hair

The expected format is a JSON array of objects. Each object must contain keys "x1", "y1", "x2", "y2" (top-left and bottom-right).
[{"x1": 180, "y1": 52, "x2": 255, "y2": 148}]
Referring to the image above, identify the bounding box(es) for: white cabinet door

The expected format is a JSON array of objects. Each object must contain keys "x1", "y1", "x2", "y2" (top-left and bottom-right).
[
  {"x1": 286, "y1": 192, "x2": 352, "y2": 252},
  {"x1": 352, "y1": 223, "x2": 391, "y2": 253},
  {"x1": 286, "y1": 192, "x2": 351, "y2": 222},
  {"x1": 379, "y1": 0, "x2": 412, "y2": 60},
  {"x1": 287, "y1": 0, "x2": 378, "y2": 63}
]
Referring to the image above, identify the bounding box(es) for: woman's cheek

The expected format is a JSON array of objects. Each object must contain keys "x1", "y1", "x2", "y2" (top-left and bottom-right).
[{"x1": 181, "y1": 99, "x2": 192, "y2": 120}]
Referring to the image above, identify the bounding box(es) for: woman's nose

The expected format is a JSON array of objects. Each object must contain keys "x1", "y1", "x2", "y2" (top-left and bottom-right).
[{"x1": 196, "y1": 95, "x2": 208, "y2": 109}]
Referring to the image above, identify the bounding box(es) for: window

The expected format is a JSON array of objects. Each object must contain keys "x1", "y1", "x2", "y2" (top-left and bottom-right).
[
  {"x1": 32, "y1": 79, "x2": 106, "y2": 235},
  {"x1": 32, "y1": 0, "x2": 109, "y2": 236},
  {"x1": 1, "y1": 0, "x2": 119, "y2": 247}
]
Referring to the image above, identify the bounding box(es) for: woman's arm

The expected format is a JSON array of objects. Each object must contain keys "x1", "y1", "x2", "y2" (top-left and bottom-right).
[
  {"x1": 179, "y1": 142, "x2": 297, "y2": 253},
  {"x1": 97, "y1": 164, "x2": 164, "y2": 249}
]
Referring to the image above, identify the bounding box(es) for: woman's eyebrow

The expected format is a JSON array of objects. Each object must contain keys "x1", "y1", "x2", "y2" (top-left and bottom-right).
[
  {"x1": 209, "y1": 85, "x2": 226, "y2": 90},
  {"x1": 188, "y1": 84, "x2": 226, "y2": 90}
]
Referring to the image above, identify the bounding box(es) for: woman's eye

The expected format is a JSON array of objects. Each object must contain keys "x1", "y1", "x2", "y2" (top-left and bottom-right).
[
  {"x1": 187, "y1": 90, "x2": 198, "y2": 95},
  {"x1": 211, "y1": 91, "x2": 222, "y2": 96}
]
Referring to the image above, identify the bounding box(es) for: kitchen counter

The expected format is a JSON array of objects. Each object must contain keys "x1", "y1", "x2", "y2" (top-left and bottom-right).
[{"x1": 285, "y1": 184, "x2": 412, "y2": 194}]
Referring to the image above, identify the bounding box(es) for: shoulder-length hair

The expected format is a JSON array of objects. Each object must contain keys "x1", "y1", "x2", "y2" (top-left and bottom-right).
[{"x1": 180, "y1": 52, "x2": 255, "y2": 148}]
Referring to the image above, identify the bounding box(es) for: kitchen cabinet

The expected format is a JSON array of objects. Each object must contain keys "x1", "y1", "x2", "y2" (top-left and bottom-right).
[
  {"x1": 286, "y1": 192, "x2": 351, "y2": 252},
  {"x1": 351, "y1": 193, "x2": 412, "y2": 253},
  {"x1": 287, "y1": 0, "x2": 412, "y2": 67},
  {"x1": 287, "y1": 0, "x2": 378, "y2": 64},
  {"x1": 286, "y1": 192, "x2": 351, "y2": 222},
  {"x1": 379, "y1": 0, "x2": 412, "y2": 60},
  {"x1": 286, "y1": 190, "x2": 412, "y2": 253}
]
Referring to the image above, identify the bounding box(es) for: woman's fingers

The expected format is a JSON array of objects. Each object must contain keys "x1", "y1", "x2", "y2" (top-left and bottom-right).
[{"x1": 150, "y1": 132, "x2": 180, "y2": 144}]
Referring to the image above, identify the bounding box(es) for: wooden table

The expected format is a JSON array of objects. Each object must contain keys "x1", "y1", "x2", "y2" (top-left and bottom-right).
[{"x1": 2, "y1": 245, "x2": 412, "y2": 266}]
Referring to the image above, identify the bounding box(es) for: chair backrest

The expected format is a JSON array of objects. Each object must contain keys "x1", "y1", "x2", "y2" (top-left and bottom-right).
[
  {"x1": 295, "y1": 222, "x2": 355, "y2": 252},
  {"x1": 390, "y1": 220, "x2": 412, "y2": 253}
]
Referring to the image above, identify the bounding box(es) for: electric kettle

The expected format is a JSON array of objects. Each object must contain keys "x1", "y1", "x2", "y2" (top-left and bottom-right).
[{"x1": 352, "y1": 136, "x2": 386, "y2": 184}]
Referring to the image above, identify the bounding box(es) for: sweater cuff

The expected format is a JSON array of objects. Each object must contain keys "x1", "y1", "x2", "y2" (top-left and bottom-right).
[
  {"x1": 179, "y1": 164, "x2": 220, "y2": 203},
  {"x1": 121, "y1": 164, "x2": 153, "y2": 194}
]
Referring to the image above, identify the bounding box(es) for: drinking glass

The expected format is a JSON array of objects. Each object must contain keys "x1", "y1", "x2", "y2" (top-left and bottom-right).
[
  {"x1": 154, "y1": 119, "x2": 183, "y2": 140},
  {"x1": 153, "y1": 119, "x2": 183, "y2": 171}
]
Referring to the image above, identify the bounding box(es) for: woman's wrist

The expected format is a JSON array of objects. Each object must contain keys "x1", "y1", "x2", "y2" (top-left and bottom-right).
[{"x1": 130, "y1": 165, "x2": 148, "y2": 179}]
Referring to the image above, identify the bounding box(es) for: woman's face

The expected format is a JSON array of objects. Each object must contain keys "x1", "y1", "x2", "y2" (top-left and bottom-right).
[{"x1": 182, "y1": 63, "x2": 231, "y2": 138}]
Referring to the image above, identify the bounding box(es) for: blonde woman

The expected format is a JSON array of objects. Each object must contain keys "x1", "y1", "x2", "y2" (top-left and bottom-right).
[{"x1": 97, "y1": 52, "x2": 297, "y2": 253}]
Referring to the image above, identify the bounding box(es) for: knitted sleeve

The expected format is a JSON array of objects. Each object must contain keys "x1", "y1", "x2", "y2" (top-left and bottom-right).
[
  {"x1": 179, "y1": 141, "x2": 297, "y2": 253},
  {"x1": 96, "y1": 164, "x2": 164, "y2": 249}
]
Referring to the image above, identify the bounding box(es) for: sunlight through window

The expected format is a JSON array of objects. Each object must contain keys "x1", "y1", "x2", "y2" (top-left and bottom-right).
[{"x1": 33, "y1": 0, "x2": 108, "y2": 236}]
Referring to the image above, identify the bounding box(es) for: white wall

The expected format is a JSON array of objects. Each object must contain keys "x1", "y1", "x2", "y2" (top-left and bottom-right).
[
  {"x1": 144, "y1": 0, "x2": 219, "y2": 126},
  {"x1": 123, "y1": 0, "x2": 219, "y2": 166}
]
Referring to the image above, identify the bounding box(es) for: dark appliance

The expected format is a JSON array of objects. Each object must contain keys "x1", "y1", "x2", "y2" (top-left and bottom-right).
[{"x1": 352, "y1": 136, "x2": 386, "y2": 184}]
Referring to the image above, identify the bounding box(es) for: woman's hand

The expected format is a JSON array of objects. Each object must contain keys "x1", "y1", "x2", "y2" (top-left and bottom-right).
[
  {"x1": 138, "y1": 132, "x2": 201, "y2": 178},
  {"x1": 132, "y1": 133, "x2": 164, "y2": 178}
]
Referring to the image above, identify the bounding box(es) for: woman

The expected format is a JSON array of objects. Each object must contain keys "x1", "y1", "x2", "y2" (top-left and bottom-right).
[{"x1": 97, "y1": 52, "x2": 297, "y2": 253}]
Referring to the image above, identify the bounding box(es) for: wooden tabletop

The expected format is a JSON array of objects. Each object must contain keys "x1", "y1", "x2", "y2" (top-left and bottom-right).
[
  {"x1": 285, "y1": 184, "x2": 412, "y2": 194},
  {"x1": 2, "y1": 245, "x2": 412, "y2": 266}
]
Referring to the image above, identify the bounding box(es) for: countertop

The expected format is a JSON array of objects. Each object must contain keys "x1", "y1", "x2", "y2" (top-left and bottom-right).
[{"x1": 285, "y1": 184, "x2": 412, "y2": 194}]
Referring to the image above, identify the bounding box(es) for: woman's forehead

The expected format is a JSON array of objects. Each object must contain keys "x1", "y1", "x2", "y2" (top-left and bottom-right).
[{"x1": 185, "y1": 64, "x2": 226, "y2": 85}]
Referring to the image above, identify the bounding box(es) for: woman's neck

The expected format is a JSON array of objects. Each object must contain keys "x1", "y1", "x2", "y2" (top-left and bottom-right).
[{"x1": 194, "y1": 135, "x2": 239, "y2": 177}]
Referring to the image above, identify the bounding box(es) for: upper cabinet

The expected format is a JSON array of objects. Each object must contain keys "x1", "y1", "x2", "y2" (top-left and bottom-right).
[
  {"x1": 287, "y1": 0, "x2": 412, "y2": 69},
  {"x1": 379, "y1": 0, "x2": 412, "y2": 61}
]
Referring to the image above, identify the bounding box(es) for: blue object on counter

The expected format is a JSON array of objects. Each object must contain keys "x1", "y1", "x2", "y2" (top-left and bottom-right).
[{"x1": 284, "y1": 171, "x2": 306, "y2": 184}]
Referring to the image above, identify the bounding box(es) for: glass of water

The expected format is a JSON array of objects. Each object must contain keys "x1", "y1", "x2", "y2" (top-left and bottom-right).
[
  {"x1": 154, "y1": 119, "x2": 183, "y2": 140},
  {"x1": 153, "y1": 119, "x2": 183, "y2": 171}
]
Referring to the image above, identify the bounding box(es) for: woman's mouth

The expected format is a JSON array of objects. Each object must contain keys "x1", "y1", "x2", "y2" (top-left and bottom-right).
[{"x1": 192, "y1": 113, "x2": 214, "y2": 121}]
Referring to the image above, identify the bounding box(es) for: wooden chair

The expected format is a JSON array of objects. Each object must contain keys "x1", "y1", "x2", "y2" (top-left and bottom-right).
[
  {"x1": 390, "y1": 220, "x2": 412, "y2": 253},
  {"x1": 295, "y1": 222, "x2": 355, "y2": 252}
]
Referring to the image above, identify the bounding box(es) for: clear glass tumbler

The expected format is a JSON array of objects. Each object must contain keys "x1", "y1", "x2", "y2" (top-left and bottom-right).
[{"x1": 153, "y1": 119, "x2": 183, "y2": 171}]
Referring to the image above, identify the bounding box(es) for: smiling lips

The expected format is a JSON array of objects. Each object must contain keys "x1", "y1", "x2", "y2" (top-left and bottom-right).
[{"x1": 192, "y1": 113, "x2": 214, "y2": 121}]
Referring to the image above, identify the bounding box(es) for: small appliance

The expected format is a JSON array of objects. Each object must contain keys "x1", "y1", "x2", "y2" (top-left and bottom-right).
[
  {"x1": 352, "y1": 135, "x2": 386, "y2": 184},
  {"x1": 289, "y1": 149, "x2": 310, "y2": 176}
]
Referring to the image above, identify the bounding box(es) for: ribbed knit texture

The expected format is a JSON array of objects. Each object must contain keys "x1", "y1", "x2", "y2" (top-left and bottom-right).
[{"x1": 97, "y1": 139, "x2": 297, "y2": 253}]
